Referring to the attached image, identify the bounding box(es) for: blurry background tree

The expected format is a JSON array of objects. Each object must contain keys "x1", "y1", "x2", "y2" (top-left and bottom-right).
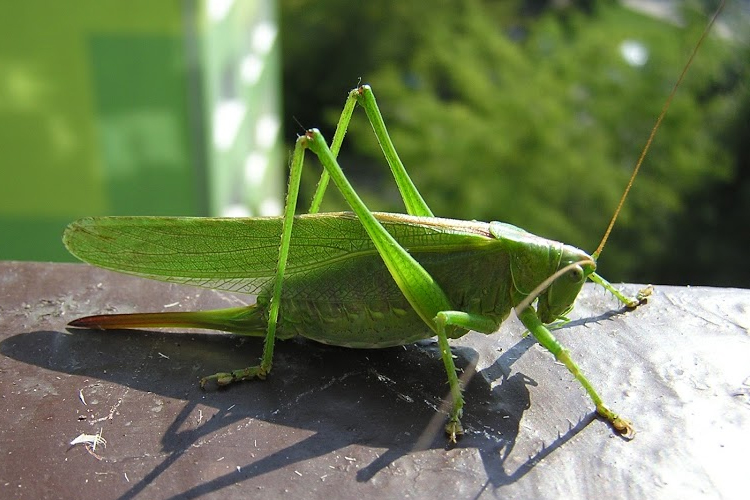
[{"x1": 280, "y1": 0, "x2": 749, "y2": 287}]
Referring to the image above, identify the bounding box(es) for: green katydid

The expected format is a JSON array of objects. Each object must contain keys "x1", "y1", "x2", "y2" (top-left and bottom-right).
[{"x1": 62, "y1": 5, "x2": 722, "y2": 443}]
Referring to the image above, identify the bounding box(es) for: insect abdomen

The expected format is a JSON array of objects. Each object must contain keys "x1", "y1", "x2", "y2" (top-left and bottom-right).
[{"x1": 257, "y1": 244, "x2": 513, "y2": 348}]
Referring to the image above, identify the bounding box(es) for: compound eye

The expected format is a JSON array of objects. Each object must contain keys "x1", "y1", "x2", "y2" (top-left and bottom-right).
[{"x1": 567, "y1": 265, "x2": 584, "y2": 283}]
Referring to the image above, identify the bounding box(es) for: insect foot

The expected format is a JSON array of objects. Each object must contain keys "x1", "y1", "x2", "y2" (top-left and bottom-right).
[
  {"x1": 622, "y1": 284, "x2": 654, "y2": 309},
  {"x1": 445, "y1": 418, "x2": 464, "y2": 444},
  {"x1": 200, "y1": 365, "x2": 268, "y2": 389},
  {"x1": 632, "y1": 285, "x2": 654, "y2": 307},
  {"x1": 597, "y1": 403, "x2": 636, "y2": 440}
]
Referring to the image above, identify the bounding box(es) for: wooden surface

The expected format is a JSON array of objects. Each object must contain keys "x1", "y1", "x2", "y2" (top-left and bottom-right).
[{"x1": 1, "y1": 261, "x2": 748, "y2": 499}]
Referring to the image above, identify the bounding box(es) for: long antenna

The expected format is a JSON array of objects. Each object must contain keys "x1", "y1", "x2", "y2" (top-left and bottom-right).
[{"x1": 592, "y1": 0, "x2": 725, "y2": 261}]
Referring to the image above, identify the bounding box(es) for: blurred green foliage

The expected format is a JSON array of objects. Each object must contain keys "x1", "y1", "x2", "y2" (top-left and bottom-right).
[{"x1": 281, "y1": 0, "x2": 749, "y2": 286}]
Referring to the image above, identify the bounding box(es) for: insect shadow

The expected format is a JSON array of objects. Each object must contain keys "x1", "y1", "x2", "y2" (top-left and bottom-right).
[{"x1": 1, "y1": 322, "x2": 596, "y2": 496}]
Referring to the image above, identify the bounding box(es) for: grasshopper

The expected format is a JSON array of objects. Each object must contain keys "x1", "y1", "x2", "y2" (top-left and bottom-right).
[{"x1": 63, "y1": 4, "x2": 723, "y2": 443}]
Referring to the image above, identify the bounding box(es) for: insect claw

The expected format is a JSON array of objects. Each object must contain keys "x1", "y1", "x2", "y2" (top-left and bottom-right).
[
  {"x1": 597, "y1": 403, "x2": 636, "y2": 439},
  {"x1": 613, "y1": 417, "x2": 636, "y2": 440}
]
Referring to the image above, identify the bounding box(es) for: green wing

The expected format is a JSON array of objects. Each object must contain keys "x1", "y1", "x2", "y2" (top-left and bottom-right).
[{"x1": 63, "y1": 212, "x2": 493, "y2": 296}]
